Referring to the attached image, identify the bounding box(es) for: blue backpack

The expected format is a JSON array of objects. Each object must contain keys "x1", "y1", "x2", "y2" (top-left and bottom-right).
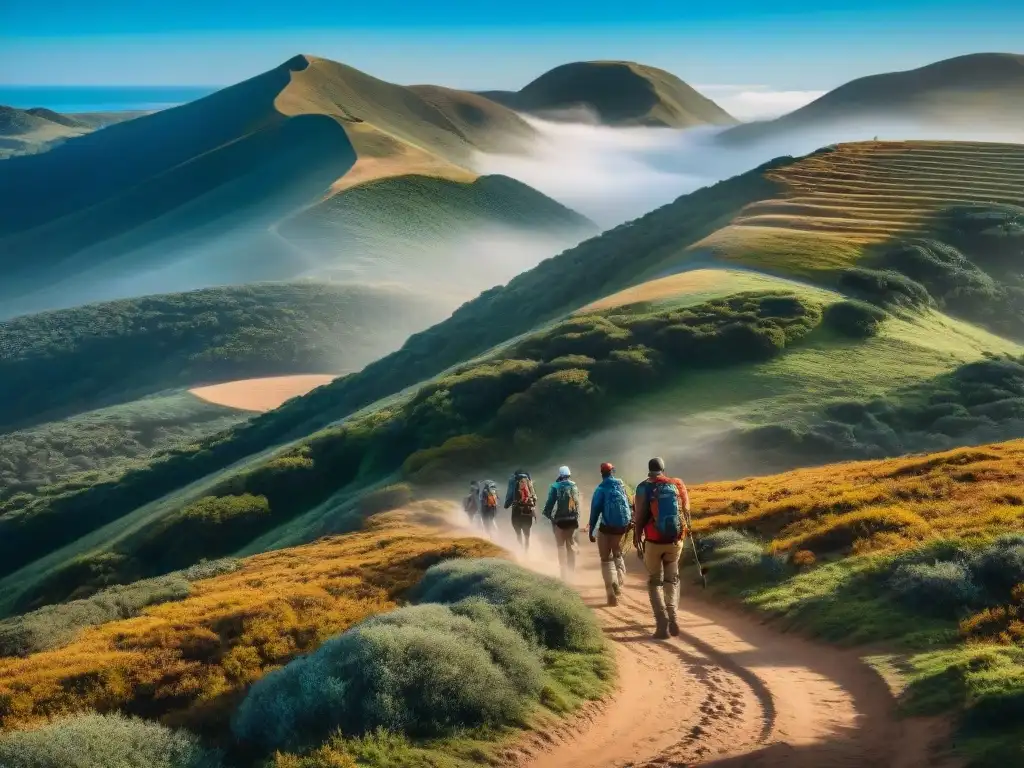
[
  {"x1": 646, "y1": 478, "x2": 683, "y2": 541},
  {"x1": 600, "y1": 478, "x2": 632, "y2": 528}
]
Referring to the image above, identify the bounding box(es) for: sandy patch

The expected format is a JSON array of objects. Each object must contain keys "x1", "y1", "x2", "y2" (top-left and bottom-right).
[
  {"x1": 581, "y1": 269, "x2": 736, "y2": 312},
  {"x1": 190, "y1": 375, "x2": 338, "y2": 412}
]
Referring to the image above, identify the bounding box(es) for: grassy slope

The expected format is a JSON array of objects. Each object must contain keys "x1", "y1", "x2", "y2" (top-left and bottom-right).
[
  {"x1": 478, "y1": 60, "x2": 737, "y2": 127},
  {"x1": 688, "y1": 440, "x2": 1024, "y2": 767},
  {"x1": 0, "y1": 281, "x2": 447, "y2": 431},
  {"x1": 0, "y1": 392, "x2": 251, "y2": 506},
  {"x1": 722, "y1": 52, "x2": 1024, "y2": 144}
]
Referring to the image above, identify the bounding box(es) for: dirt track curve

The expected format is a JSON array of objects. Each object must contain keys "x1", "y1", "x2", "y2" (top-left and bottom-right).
[{"x1": 449, "y1": 510, "x2": 956, "y2": 768}]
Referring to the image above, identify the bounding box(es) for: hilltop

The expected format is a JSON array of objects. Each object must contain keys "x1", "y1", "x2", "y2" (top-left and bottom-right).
[
  {"x1": 0, "y1": 54, "x2": 593, "y2": 316},
  {"x1": 722, "y1": 52, "x2": 1024, "y2": 144},
  {"x1": 0, "y1": 105, "x2": 86, "y2": 159},
  {"x1": 478, "y1": 60, "x2": 737, "y2": 127}
]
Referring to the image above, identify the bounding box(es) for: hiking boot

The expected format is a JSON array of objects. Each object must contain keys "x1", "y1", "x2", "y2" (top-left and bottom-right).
[
  {"x1": 607, "y1": 593, "x2": 619, "y2": 607},
  {"x1": 664, "y1": 582, "x2": 680, "y2": 637},
  {"x1": 611, "y1": 580, "x2": 622, "y2": 596},
  {"x1": 648, "y1": 582, "x2": 669, "y2": 640},
  {"x1": 653, "y1": 619, "x2": 670, "y2": 640}
]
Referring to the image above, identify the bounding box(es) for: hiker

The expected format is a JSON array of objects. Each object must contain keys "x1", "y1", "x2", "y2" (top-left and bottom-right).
[
  {"x1": 463, "y1": 481, "x2": 480, "y2": 526},
  {"x1": 477, "y1": 479, "x2": 501, "y2": 537},
  {"x1": 542, "y1": 466, "x2": 581, "y2": 580},
  {"x1": 633, "y1": 457, "x2": 691, "y2": 639},
  {"x1": 505, "y1": 469, "x2": 537, "y2": 552},
  {"x1": 588, "y1": 462, "x2": 632, "y2": 606}
]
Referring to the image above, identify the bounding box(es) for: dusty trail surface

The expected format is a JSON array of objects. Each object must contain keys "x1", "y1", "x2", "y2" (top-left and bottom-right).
[{"x1": 452, "y1": 511, "x2": 951, "y2": 768}]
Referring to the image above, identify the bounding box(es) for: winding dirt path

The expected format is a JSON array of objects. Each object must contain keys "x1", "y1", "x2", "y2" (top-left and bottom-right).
[{"x1": 462, "y1": 515, "x2": 955, "y2": 768}]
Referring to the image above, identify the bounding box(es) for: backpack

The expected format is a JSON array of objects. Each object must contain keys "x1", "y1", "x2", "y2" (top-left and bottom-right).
[
  {"x1": 553, "y1": 481, "x2": 579, "y2": 522},
  {"x1": 514, "y1": 474, "x2": 536, "y2": 510},
  {"x1": 600, "y1": 478, "x2": 632, "y2": 528},
  {"x1": 480, "y1": 481, "x2": 499, "y2": 512},
  {"x1": 646, "y1": 477, "x2": 683, "y2": 541}
]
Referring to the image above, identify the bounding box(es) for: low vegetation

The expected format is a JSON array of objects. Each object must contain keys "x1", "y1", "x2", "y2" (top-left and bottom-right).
[
  {"x1": 239, "y1": 557, "x2": 610, "y2": 765},
  {"x1": 0, "y1": 711, "x2": 222, "y2": 768},
  {"x1": 15, "y1": 292, "x2": 822, "y2": 599},
  {"x1": 688, "y1": 439, "x2": 1024, "y2": 767},
  {"x1": 0, "y1": 392, "x2": 250, "y2": 505},
  {"x1": 0, "y1": 507, "x2": 498, "y2": 734},
  {"x1": 743, "y1": 354, "x2": 1024, "y2": 465},
  {"x1": 0, "y1": 281, "x2": 435, "y2": 431},
  {"x1": 0, "y1": 513, "x2": 610, "y2": 768}
]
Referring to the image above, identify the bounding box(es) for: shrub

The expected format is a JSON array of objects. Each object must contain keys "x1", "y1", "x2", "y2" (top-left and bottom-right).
[
  {"x1": 837, "y1": 267, "x2": 932, "y2": 308},
  {"x1": 0, "y1": 712, "x2": 222, "y2": 768},
  {"x1": 970, "y1": 535, "x2": 1024, "y2": 597},
  {"x1": 696, "y1": 529, "x2": 752, "y2": 557},
  {"x1": 792, "y1": 550, "x2": 817, "y2": 568},
  {"x1": 785, "y1": 507, "x2": 929, "y2": 554},
  {"x1": 402, "y1": 434, "x2": 500, "y2": 480},
  {"x1": 822, "y1": 300, "x2": 887, "y2": 338},
  {"x1": 415, "y1": 558, "x2": 603, "y2": 652},
  {"x1": 889, "y1": 561, "x2": 982, "y2": 618},
  {"x1": 232, "y1": 602, "x2": 542, "y2": 752}
]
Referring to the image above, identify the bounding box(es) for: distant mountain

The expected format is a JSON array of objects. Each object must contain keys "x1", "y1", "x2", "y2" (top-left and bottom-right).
[
  {"x1": 0, "y1": 105, "x2": 87, "y2": 159},
  {"x1": 478, "y1": 60, "x2": 737, "y2": 127},
  {"x1": 0, "y1": 55, "x2": 594, "y2": 316},
  {"x1": 721, "y1": 53, "x2": 1024, "y2": 144}
]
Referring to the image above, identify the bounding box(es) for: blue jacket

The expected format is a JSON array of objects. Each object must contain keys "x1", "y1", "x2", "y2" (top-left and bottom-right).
[
  {"x1": 589, "y1": 475, "x2": 632, "y2": 531},
  {"x1": 543, "y1": 477, "x2": 580, "y2": 521}
]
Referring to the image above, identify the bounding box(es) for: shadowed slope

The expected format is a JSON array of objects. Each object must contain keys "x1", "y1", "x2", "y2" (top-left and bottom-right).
[
  {"x1": 0, "y1": 56, "x2": 585, "y2": 315},
  {"x1": 479, "y1": 60, "x2": 737, "y2": 127},
  {"x1": 722, "y1": 53, "x2": 1024, "y2": 144}
]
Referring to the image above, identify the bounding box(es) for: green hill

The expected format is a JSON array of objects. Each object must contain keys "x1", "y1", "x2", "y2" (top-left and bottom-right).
[
  {"x1": 0, "y1": 281, "x2": 448, "y2": 433},
  {"x1": 0, "y1": 105, "x2": 88, "y2": 159},
  {"x1": 721, "y1": 53, "x2": 1024, "y2": 144},
  {"x1": 479, "y1": 60, "x2": 737, "y2": 127},
  {"x1": 0, "y1": 55, "x2": 592, "y2": 317}
]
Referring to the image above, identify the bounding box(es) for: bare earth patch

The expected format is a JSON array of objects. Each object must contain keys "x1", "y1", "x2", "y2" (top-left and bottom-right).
[{"x1": 189, "y1": 374, "x2": 338, "y2": 412}]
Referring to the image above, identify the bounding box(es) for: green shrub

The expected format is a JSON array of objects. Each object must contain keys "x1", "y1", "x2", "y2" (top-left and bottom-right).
[
  {"x1": 838, "y1": 267, "x2": 932, "y2": 308},
  {"x1": 414, "y1": 558, "x2": 603, "y2": 653},
  {"x1": 0, "y1": 559, "x2": 239, "y2": 656},
  {"x1": 889, "y1": 561, "x2": 982, "y2": 618},
  {"x1": 823, "y1": 300, "x2": 888, "y2": 338},
  {"x1": 232, "y1": 602, "x2": 542, "y2": 752},
  {"x1": 0, "y1": 712, "x2": 222, "y2": 768},
  {"x1": 971, "y1": 535, "x2": 1024, "y2": 597}
]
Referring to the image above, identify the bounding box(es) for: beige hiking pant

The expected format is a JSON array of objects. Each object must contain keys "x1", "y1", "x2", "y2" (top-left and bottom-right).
[
  {"x1": 598, "y1": 530, "x2": 628, "y2": 597},
  {"x1": 552, "y1": 524, "x2": 578, "y2": 577},
  {"x1": 643, "y1": 541, "x2": 682, "y2": 586}
]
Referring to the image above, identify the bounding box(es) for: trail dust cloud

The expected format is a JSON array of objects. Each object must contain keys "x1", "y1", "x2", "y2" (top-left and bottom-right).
[{"x1": 473, "y1": 112, "x2": 1024, "y2": 231}]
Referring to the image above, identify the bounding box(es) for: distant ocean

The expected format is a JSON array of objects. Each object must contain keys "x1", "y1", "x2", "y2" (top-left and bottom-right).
[{"x1": 0, "y1": 86, "x2": 219, "y2": 114}]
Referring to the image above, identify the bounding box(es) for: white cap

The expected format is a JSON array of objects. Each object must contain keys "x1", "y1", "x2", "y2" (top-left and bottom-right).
[{"x1": 558, "y1": 465, "x2": 571, "y2": 477}]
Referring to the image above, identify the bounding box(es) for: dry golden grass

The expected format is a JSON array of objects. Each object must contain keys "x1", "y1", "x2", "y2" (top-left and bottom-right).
[
  {"x1": 0, "y1": 503, "x2": 499, "y2": 732},
  {"x1": 691, "y1": 439, "x2": 1024, "y2": 555},
  {"x1": 189, "y1": 375, "x2": 338, "y2": 413},
  {"x1": 688, "y1": 140, "x2": 1024, "y2": 275}
]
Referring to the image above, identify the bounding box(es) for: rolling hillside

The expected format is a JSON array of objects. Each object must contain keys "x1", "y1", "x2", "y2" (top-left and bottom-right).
[
  {"x1": 479, "y1": 60, "x2": 737, "y2": 127},
  {"x1": 0, "y1": 280, "x2": 448, "y2": 432},
  {"x1": 0, "y1": 105, "x2": 142, "y2": 159},
  {"x1": 721, "y1": 52, "x2": 1024, "y2": 145},
  {"x1": 0, "y1": 55, "x2": 593, "y2": 317},
  {"x1": 5, "y1": 140, "x2": 1022, "y2": 598}
]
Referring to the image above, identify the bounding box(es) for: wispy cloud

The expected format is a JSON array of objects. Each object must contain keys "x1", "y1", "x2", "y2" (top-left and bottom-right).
[{"x1": 696, "y1": 84, "x2": 826, "y2": 121}]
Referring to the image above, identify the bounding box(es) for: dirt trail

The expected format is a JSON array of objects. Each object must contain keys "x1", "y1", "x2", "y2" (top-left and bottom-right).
[{"x1": 457, "y1": 514, "x2": 952, "y2": 768}]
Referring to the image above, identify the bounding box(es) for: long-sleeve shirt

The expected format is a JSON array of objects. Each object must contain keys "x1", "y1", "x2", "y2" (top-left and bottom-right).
[
  {"x1": 633, "y1": 472, "x2": 691, "y2": 543},
  {"x1": 543, "y1": 478, "x2": 579, "y2": 521},
  {"x1": 588, "y1": 476, "x2": 634, "y2": 532}
]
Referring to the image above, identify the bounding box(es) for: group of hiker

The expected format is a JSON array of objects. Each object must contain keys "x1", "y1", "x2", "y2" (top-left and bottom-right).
[{"x1": 462, "y1": 457, "x2": 692, "y2": 640}]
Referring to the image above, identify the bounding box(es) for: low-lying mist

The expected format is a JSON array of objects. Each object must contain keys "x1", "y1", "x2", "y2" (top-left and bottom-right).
[{"x1": 473, "y1": 113, "x2": 1024, "y2": 231}]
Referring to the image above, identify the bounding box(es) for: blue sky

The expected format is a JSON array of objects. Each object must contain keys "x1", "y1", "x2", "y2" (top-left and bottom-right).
[{"x1": 1, "y1": 0, "x2": 1021, "y2": 98}]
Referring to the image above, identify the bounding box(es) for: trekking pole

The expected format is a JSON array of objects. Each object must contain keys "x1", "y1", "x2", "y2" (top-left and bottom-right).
[{"x1": 687, "y1": 529, "x2": 708, "y2": 589}]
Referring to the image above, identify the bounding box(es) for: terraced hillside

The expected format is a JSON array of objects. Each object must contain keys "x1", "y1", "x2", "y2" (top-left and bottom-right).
[
  {"x1": 690, "y1": 140, "x2": 1024, "y2": 278},
  {"x1": 478, "y1": 60, "x2": 737, "y2": 127},
  {"x1": 0, "y1": 55, "x2": 593, "y2": 316}
]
